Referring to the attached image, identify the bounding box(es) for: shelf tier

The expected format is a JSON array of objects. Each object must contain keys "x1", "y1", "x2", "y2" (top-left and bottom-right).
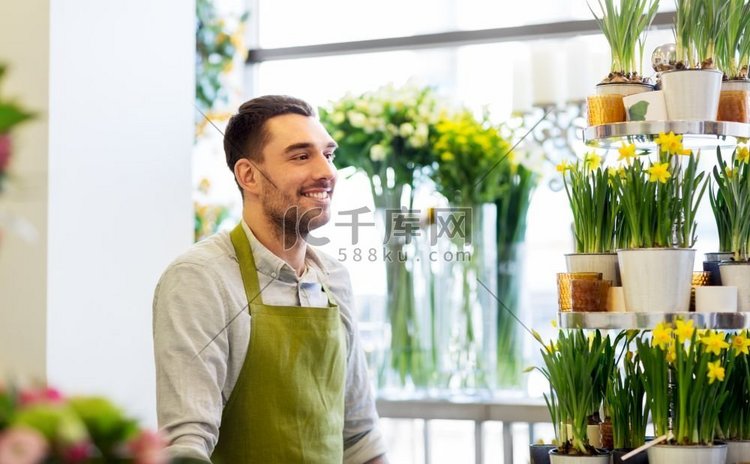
[
  {"x1": 558, "y1": 311, "x2": 748, "y2": 330},
  {"x1": 583, "y1": 120, "x2": 750, "y2": 148}
]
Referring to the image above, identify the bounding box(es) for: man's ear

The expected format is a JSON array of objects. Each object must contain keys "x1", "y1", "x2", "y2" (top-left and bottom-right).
[{"x1": 234, "y1": 158, "x2": 260, "y2": 196}]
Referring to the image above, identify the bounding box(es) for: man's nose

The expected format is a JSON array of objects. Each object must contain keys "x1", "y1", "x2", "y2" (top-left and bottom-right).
[{"x1": 313, "y1": 151, "x2": 337, "y2": 180}]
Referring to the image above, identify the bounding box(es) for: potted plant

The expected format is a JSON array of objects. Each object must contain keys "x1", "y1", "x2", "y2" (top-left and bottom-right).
[
  {"x1": 611, "y1": 132, "x2": 708, "y2": 312},
  {"x1": 429, "y1": 108, "x2": 534, "y2": 389},
  {"x1": 638, "y1": 320, "x2": 734, "y2": 464},
  {"x1": 533, "y1": 328, "x2": 611, "y2": 463},
  {"x1": 717, "y1": 330, "x2": 750, "y2": 463},
  {"x1": 714, "y1": 144, "x2": 750, "y2": 310},
  {"x1": 320, "y1": 84, "x2": 443, "y2": 391},
  {"x1": 716, "y1": 0, "x2": 750, "y2": 122},
  {"x1": 587, "y1": 0, "x2": 659, "y2": 125},
  {"x1": 559, "y1": 151, "x2": 627, "y2": 286},
  {"x1": 705, "y1": 146, "x2": 735, "y2": 285},
  {"x1": 606, "y1": 347, "x2": 649, "y2": 464},
  {"x1": 661, "y1": 0, "x2": 726, "y2": 120}
]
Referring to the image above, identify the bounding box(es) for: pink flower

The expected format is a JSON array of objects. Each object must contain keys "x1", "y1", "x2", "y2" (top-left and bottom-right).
[
  {"x1": 127, "y1": 430, "x2": 169, "y2": 464},
  {"x1": 62, "y1": 441, "x2": 92, "y2": 463},
  {"x1": 0, "y1": 426, "x2": 48, "y2": 464},
  {"x1": 18, "y1": 387, "x2": 64, "y2": 406},
  {"x1": 0, "y1": 135, "x2": 11, "y2": 173}
]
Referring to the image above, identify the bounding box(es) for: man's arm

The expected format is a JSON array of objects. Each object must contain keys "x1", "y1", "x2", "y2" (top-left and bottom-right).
[
  {"x1": 154, "y1": 262, "x2": 233, "y2": 461},
  {"x1": 364, "y1": 455, "x2": 388, "y2": 464}
]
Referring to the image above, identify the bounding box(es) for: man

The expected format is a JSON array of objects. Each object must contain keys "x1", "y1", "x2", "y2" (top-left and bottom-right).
[{"x1": 153, "y1": 95, "x2": 388, "y2": 463}]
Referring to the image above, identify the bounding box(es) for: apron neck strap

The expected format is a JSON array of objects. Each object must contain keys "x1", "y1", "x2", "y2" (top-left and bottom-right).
[
  {"x1": 230, "y1": 224, "x2": 338, "y2": 308},
  {"x1": 230, "y1": 224, "x2": 263, "y2": 305}
]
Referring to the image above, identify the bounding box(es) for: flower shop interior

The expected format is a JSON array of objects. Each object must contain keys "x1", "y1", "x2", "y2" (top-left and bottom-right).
[{"x1": 4, "y1": 0, "x2": 750, "y2": 463}]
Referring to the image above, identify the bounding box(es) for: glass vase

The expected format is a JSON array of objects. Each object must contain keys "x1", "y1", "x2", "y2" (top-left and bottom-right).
[
  {"x1": 373, "y1": 181, "x2": 436, "y2": 393},
  {"x1": 436, "y1": 203, "x2": 497, "y2": 392}
]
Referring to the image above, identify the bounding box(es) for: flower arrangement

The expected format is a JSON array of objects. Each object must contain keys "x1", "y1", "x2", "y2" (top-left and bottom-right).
[
  {"x1": 718, "y1": 330, "x2": 750, "y2": 441},
  {"x1": 0, "y1": 64, "x2": 35, "y2": 193},
  {"x1": 716, "y1": 0, "x2": 750, "y2": 79},
  {"x1": 0, "y1": 384, "x2": 168, "y2": 463},
  {"x1": 558, "y1": 152, "x2": 625, "y2": 253},
  {"x1": 638, "y1": 320, "x2": 740, "y2": 445},
  {"x1": 195, "y1": 0, "x2": 248, "y2": 113},
  {"x1": 711, "y1": 144, "x2": 750, "y2": 261},
  {"x1": 611, "y1": 132, "x2": 708, "y2": 249},
  {"x1": 319, "y1": 84, "x2": 443, "y2": 389},
  {"x1": 319, "y1": 83, "x2": 441, "y2": 207},
  {"x1": 588, "y1": 0, "x2": 660, "y2": 83},
  {"x1": 533, "y1": 328, "x2": 612, "y2": 456},
  {"x1": 429, "y1": 108, "x2": 538, "y2": 387}
]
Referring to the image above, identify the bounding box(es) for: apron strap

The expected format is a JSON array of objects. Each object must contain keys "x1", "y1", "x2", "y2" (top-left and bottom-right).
[{"x1": 230, "y1": 224, "x2": 264, "y2": 306}]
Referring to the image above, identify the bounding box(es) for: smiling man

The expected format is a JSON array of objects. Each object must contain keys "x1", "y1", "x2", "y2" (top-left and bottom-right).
[{"x1": 153, "y1": 95, "x2": 388, "y2": 463}]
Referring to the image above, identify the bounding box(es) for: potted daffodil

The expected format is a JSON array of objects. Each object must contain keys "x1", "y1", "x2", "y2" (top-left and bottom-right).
[
  {"x1": 611, "y1": 133, "x2": 708, "y2": 312},
  {"x1": 587, "y1": 0, "x2": 659, "y2": 125}
]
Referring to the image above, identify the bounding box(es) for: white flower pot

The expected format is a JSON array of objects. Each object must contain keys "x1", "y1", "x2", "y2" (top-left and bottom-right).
[
  {"x1": 726, "y1": 439, "x2": 750, "y2": 464},
  {"x1": 617, "y1": 248, "x2": 695, "y2": 313},
  {"x1": 720, "y1": 262, "x2": 750, "y2": 311},
  {"x1": 565, "y1": 253, "x2": 620, "y2": 286},
  {"x1": 549, "y1": 450, "x2": 610, "y2": 464},
  {"x1": 596, "y1": 82, "x2": 654, "y2": 96},
  {"x1": 647, "y1": 443, "x2": 727, "y2": 464},
  {"x1": 660, "y1": 69, "x2": 722, "y2": 120}
]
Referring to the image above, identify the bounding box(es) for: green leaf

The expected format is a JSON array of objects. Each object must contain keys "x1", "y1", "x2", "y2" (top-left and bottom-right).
[
  {"x1": 628, "y1": 100, "x2": 649, "y2": 121},
  {"x1": 0, "y1": 102, "x2": 34, "y2": 133}
]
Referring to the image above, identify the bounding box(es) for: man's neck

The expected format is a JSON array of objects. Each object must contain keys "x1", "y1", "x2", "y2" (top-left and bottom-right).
[{"x1": 243, "y1": 210, "x2": 307, "y2": 277}]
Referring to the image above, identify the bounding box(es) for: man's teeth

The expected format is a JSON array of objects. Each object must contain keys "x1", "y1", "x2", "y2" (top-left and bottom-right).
[{"x1": 303, "y1": 192, "x2": 329, "y2": 199}]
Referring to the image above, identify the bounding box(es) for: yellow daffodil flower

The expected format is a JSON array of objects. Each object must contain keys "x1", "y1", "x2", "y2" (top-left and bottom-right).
[
  {"x1": 678, "y1": 147, "x2": 692, "y2": 156},
  {"x1": 441, "y1": 152, "x2": 455, "y2": 162},
  {"x1": 701, "y1": 331, "x2": 730, "y2": 355},
  {"x1": 707, "y1": 360, "x2": 725, "y2": 384},
  {"x1": 731, "y1": 332, "x2": 750, "y2": 355},
  {"x1": 556, "y1": 161, "x2": 570, "y2": 173},
  {"x1": 584, "y1": 153, "x2": 602, "y2": 171},
  {"x1": 674, "y1": 319, "x2": 695, "y2": 344},
  {"x1": 737, "y1": 145, "x2": 750, "y2": 164},
  {"x1": 726, "y1": 167, "x2": 735, "y2": 179},
  {"x1": 654, "y1": 131, "x2": 684, "y2": 155},
  {"x1": 551, "y1": 319, "x2": 558, "y2": 328},
  {"x1": 652, "y1": 322, "x2": 673, "y2": 350},
  {"x1": 618, "y1": 143, "x2": 636, "y2": 162},
  {"x1": 666, "y1": 343, "x2": 677, "y2": 363},
  {"x1": 648, "y1": 163, "x2": 671, "y2": 183}
]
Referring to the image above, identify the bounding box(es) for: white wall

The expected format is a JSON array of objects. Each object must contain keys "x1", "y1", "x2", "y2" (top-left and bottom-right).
[
  {"x1": 0, "y1": 0, "x2": 50, "y2": 383},
  {"x1": 0, "y1": 0, "x2": 194, "y2": 427}
]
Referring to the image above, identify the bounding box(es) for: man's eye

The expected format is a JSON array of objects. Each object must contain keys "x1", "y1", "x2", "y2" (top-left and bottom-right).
[
  {"x1": 325, "y1": 152, "x2": 336, "y2": 162},
  {"x1": 295, "y1": 154, "x2": 309, "y2": 160}
]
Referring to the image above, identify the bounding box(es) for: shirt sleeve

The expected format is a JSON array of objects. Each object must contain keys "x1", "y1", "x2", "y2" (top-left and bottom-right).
[
  {"x1": 334, "y1": 267, "x2": 389, "y2": 464},
  {"x1": 153, "y1": 262, "x2": 232, "y2": 461}
]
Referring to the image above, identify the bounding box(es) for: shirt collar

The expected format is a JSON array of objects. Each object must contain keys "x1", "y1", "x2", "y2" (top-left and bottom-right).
[{"x1": 240, "y1": 220, "x2": 328, "y2": 283}]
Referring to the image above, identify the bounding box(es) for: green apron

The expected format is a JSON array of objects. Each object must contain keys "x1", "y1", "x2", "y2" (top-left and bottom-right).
[{"x1": 212, "y1": 224, "x2": 346, "y2": 463}]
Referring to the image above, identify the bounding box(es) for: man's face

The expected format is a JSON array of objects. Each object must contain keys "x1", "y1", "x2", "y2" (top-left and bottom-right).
[{"x1": 255, "y1": 114, "x2": 338, "y2": 240}]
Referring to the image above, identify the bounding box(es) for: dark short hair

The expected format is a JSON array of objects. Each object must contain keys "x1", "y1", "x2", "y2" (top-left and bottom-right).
[{"x1": 223, "y1": 95, "x2": 315, "y2": 176}]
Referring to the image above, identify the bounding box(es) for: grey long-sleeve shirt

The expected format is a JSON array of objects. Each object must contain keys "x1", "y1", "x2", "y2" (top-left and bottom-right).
[{"x1": 153, "y1": 222, "x2": 386, "y2": 463}]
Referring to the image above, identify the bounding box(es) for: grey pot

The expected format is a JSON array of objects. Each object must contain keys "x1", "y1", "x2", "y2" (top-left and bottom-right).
[
  {"x1": 703, "y1": 252, "x2": 734, "y2": 286},
  {"x1": 530, "y1": 444, "x2": 556, "y2": 464}
]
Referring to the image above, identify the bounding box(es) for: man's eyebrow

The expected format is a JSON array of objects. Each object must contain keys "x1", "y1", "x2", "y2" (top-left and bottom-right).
[{"x1": 284, "y1": 141, "x2": 338, "y2": 153}]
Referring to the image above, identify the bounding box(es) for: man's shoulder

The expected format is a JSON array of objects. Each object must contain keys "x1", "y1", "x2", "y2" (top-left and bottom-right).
[{"x1": 164, "y1": 231, "x2": 236, "y2": 275}]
